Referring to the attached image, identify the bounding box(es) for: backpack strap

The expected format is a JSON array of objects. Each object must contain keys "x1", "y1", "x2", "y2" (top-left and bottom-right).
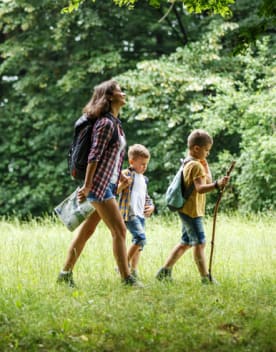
[
  {"x1": 181, "y1": 157, "x2": 195, "y2": 199},
  {"x1": 74, "y1": 114, "x2": 94, "y2": 136},
  {"x1": 181, "y1": 156, "x2": 194, "y2": 167},
  {"x1": 104, "y1": 112, "x2": 119, "y2": 145}
]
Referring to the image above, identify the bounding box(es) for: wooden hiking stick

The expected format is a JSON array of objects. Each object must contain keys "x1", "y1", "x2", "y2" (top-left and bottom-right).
[{"x1": 208, "y1": 161, "x2": 236, "y2": 282}]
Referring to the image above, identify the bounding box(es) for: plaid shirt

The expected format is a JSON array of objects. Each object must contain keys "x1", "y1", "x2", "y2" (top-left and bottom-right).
[
  {"x1": 88, "y1": 115, "x2": 125, "y2": 200},
  {"x1": 118, "y1": 168, "x2": 154, "y2": 221}
]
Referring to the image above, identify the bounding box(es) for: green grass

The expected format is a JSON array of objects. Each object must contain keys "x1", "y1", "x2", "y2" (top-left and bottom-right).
[{"x1": 0, "y1": 214, "x2": 275, "y2": 352}]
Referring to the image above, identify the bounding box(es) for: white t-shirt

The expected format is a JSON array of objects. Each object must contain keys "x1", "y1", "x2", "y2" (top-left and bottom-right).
[
  {"x1": 129, "y1": 172, "x2": 147, "y2": 218},
  {"x1": 110, "y1": 133, "x2": 126, "y2": 184}
]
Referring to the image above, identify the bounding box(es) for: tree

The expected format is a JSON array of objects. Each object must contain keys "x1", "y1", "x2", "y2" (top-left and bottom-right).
[
  {"x1": 0, "y1": 0, "x2": 274, "y2": 217},
  {"x1": 64, "y1": 0, "x2": 276, "y2": 51},
  {"x1": 225, "y1": 0, "x2": 276, "y2": 53},
  {"x1": 63, "y1": 0, "x2": 234, "y2": 17},
  {"x1": 0, "y1": 0, "x2": 186, "y2": 217},
  {"x1": 115, "y1": 20, "x2": 275, "y2": 213}
]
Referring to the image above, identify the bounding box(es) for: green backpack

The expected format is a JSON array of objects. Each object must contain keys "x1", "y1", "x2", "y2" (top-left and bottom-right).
[{"x1": 165, "y1": 158, "x2": 194, "y2": 211}]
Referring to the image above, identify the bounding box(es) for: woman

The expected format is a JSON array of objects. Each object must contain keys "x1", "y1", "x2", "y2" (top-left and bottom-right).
[{"x1": 57, "y1": 79, "x2": 141, "y2": 287}]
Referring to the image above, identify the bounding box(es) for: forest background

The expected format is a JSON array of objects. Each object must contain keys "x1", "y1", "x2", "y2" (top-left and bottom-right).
[{"x1": 0, "y1": 0, "x2": 275, "y2": 218}]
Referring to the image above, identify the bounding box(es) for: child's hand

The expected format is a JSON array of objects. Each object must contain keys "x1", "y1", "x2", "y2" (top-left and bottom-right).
[
  {"x1": 117, "y1": 173, "x2": 132, "y2": 194},
  {"x1": 218, "y1": 176, "x2": 230, "y2": 188},
  {"x1": 120, "y1": 178, "x2": 131, "y2": 190},
  {"x1": 144, "y1": 205, "x2": 154, "y2": 218},
  {"x1": 120, "y1": 172, "x2": 129, "y2": 183}
]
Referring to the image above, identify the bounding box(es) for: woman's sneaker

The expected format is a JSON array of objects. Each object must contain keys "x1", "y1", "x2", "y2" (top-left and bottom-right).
[
  {"x1": 57, "y1": 271, "x2": 76, "y2": 288},
  {"x1": 156, "y1": 267, "x2": 173, "y2": 281}
]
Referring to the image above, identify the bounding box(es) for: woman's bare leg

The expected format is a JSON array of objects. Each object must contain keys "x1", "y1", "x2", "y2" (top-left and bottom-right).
[
  {"x1": 62, "y1": 211, "x2": 101, "y2": 271},
  {"x1": 92, "y1": 198, "x2": 130, "y2": 279}
]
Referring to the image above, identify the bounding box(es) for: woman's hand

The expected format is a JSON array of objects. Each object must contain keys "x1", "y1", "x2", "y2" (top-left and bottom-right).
[{"x1": 77, "y1": 186, "x2": 91, "y2": 203}]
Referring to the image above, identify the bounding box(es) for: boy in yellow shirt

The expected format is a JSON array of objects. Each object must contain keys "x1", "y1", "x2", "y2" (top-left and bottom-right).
[{"x1": 156, "y1": 129, "x2": 230, "y2": 284}]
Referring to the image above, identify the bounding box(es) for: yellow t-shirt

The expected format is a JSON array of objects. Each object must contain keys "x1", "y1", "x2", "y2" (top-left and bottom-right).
[{"x1": 179, "y1": 160, "x2": 206, "y2": 218}]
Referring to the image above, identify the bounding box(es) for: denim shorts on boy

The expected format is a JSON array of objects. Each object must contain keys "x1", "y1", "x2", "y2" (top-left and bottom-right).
[
  {"x1": 178, "y1": 213, "x2": 206, "y2": 246},
  {"x1": 125, "y1": 215, "x2": 146, "y2": 249},
  {"x1": 87, "y1": 183, "x2": 116, "y2": 202}
]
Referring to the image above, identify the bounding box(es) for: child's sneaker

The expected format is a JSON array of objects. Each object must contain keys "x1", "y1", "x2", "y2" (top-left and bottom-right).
[
  {"x1": 156, "y1": 267, "x2": 173, "y2": 281},
  {"x1": 201, "y1": 274, "x2": 219, "y2": 285},
  {"x1": 57, "y1": 271, "x2": 76, "y2": 288},
  {"x1": 123, "y1": 275, "x2": 144, "y2": 288}
]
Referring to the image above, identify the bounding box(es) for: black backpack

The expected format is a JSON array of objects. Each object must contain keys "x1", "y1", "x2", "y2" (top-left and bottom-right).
[{"x1": 68, "y1": 113, "x2": 118, "y2": 181}]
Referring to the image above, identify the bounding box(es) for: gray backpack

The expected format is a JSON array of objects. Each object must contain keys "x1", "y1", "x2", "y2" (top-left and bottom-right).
[{"x1": 165, "y1": 158, "x2": 194, "y2": 211}]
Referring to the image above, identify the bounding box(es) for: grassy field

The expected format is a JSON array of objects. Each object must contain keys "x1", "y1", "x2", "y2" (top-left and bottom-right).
[{"x1": 0, "y1": 214, "x2": 275, "y2": 352}]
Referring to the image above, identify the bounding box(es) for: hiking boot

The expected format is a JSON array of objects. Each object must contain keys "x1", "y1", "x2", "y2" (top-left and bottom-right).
[
  {"x1": 156, "y1": 267, "x2": 173, "y2": 281},
  {"x1": 57, "y1": 271, "x2": 76, "y2": 288},
  {"x1": 201, "y1": 274, "x2": 219, "y2": 285},
  {"x1": 123, "y1": 275, "x2": 144, "y2": 288}
]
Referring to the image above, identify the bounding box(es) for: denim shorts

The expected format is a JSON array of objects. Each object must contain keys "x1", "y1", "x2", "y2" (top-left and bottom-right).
[
  {"x1": 87, "y1": 183, "x2": 116, "y2": 203},
  {"x1": 125, "y1": 216, "x2": 146, "y2": 249},
  {"x1": 178, "y1": 213, "x2": 206, "y2": 246}
]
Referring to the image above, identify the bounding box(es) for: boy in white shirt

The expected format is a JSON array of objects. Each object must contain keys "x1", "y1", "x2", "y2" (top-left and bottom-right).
[{"x1": 117, "y1": 144, "x2": 155, "y2": 278}]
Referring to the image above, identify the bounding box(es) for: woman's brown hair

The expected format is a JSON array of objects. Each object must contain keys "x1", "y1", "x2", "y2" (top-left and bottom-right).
[{"x1": 83, "y1": 79, "x2": 118, "y2": 119}]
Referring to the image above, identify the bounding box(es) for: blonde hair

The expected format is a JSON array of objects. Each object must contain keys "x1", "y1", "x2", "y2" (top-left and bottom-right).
[
  {"x1": 128, "y1": 144, "x2": 150, "y2": 160},
  {"x1": 187, "y1": 129, "x2": 213, "y2": 148}
]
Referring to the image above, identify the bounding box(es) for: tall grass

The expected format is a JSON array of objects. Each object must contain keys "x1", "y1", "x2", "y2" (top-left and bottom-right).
[{"x1": 0, "y1": 214, "x2": 275, "y2": 351}]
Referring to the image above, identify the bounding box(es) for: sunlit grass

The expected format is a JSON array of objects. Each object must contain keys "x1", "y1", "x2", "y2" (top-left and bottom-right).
[{"x1": 0, "y1": 213, "x2": 275, "y2": 351}]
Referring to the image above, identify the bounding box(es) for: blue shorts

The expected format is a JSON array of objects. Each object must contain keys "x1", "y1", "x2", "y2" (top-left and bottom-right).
[
  {"x1": 87, "y1": 183, "x2": 116, "y2": 203},
  {"x1": 178, "y1": 213, "x2": 206, "y2": 246},
  {"x1": 125, "y1": 216, "x2": 146, "y2": 249}
]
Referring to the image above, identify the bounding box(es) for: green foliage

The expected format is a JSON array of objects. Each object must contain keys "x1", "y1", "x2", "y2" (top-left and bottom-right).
[
  {"x1": 0, "y1": 0, "x2": 183, "y2": 218},
  {"x1": 61, "y1": 0, "x2": 86, "y2": 13},
  {"x1": 183, "y1": 0, "x2": 234, "y2": 17},
  {"x1": 116, "y1": 21, "x2": 275, "y2": 213},
  {"x1": 224, "y1": 0, "x2": 276, "y2": 53},
  {"x1": 0, "y1": 0, "x2": 275, "y2": 217},
  {"x1": 64, "y1": 0, "x2": 235, "y2": 17},
  {"x1": 238, "y1": 136, "x2": 276, "y2": 212},
  {"x1": 63, "y1": 0, "x2": 276, "y2": 51}
]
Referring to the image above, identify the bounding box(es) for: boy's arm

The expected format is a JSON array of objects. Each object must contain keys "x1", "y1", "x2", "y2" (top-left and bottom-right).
[
  {"x1": 144, "y1": 194, "x2": 155, "y2": 218},
  {"x1": 194, "y1": 174, "x2": 230, "y2": 194}
]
